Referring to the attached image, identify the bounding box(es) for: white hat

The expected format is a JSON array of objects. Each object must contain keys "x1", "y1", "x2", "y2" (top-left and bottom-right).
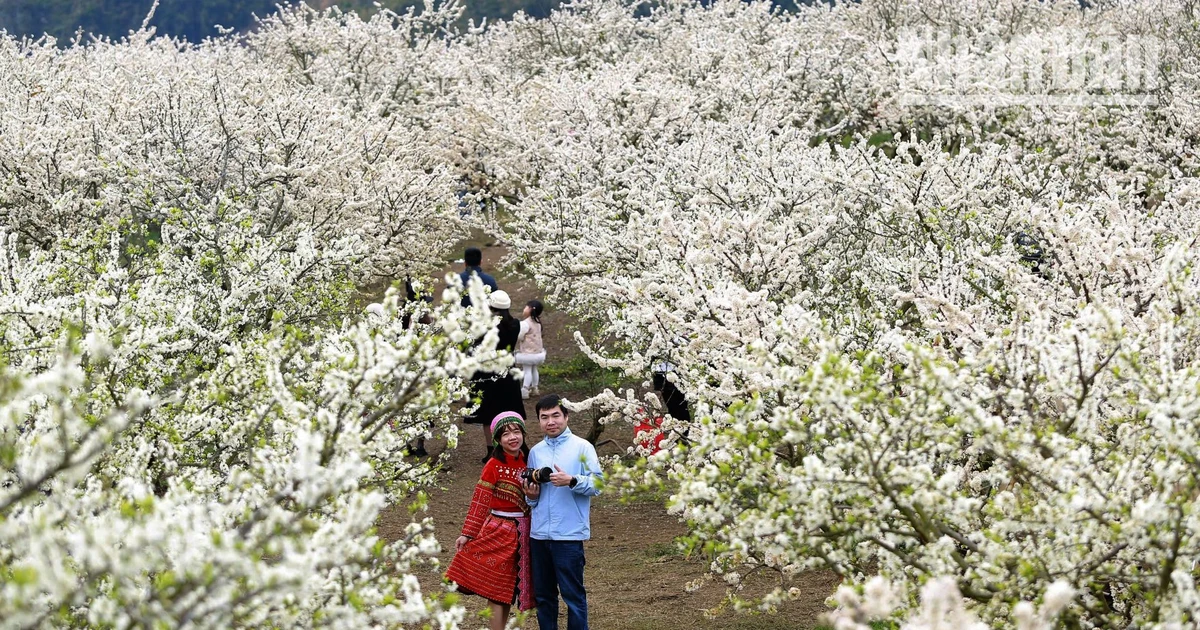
[{"x1": 487, "y1": 290, "x2": 512, "y2": 310}]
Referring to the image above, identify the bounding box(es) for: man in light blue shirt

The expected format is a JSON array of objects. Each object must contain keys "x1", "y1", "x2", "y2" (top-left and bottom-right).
[{"x1": 522, "y1": 394, "x2": 601, "y2": 630}]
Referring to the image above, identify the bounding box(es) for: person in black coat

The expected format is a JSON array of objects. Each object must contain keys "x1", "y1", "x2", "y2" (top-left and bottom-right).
[{"x1": 464, "y1": 290, "x2": 527, "y2": 462}]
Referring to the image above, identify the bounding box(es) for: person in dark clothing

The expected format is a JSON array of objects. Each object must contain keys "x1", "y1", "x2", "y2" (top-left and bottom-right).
[
  {"x1": 460, "y1": 247, "x2": 499, "y2": 307},
  {"x1": 652, "y1": 364, "x2": 691, "y2": 420},
  {"x1": 464, "y1": 290, "x2": 527, "y2": 462}
]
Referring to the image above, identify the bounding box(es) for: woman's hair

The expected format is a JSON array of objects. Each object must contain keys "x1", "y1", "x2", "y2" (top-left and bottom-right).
[
  {"x1": 491, "y1": 307, "x2": 519, "y2": 353},
  {"x1": 489, "y1": 423, "x2": 529, "y2": 462},
  {"x1": 491, "y1": 306, "x2": 516, "y2": 326},
  {"x1": 526, "y1": 299, "x2": 544, "y2": 324}
]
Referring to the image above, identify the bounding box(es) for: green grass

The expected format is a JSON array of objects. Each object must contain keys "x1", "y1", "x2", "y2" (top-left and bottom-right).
[
  {"x1": 813, "y1": 623, "x2": 895, "y2": 630},
  {"x1": 645, "y1": 541, "x2": 684, "y2": 560},
  {"x1": 539, "y1": 353, "x2": 633, "y2": 393},
  {"x1": 619, "y1": 616, "x2": 820, "y2": 630}
]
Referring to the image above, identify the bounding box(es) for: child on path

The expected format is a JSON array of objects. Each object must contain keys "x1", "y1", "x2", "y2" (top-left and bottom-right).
[
  {"x1": 515, "y1": 299, "x2": 546, "y2": 400},
  {"x1": 445, "y1": 411, "x2": 536, "y2": 629}
]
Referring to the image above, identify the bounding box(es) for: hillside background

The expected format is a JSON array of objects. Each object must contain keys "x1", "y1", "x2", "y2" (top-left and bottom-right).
[{"x1": 0, "y1": 0, "x2": 568, "y2": 43}]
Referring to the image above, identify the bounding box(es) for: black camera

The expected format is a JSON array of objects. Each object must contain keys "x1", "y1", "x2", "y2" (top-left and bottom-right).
[{"x1": 521, "y1": 467, "x2": 552, "y2": 484}]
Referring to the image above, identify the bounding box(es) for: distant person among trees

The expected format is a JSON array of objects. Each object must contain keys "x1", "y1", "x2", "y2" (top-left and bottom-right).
[
  {"x1": 459, "y1": 246, "x2": 498, "y2": 307},
  {"x1": 445, "y1": 412, "x2": 535, "y2": 629},
  {"x1": 515, "y1": 299, "x2": 547, "y2": 399},
  {"x1": 652, "y1": 356, "x2": 691, "y2": 423},
  {"x1": 464, "y1": 290, "x2": 527, "y2": 462},
  {"x1": 401, "y1": 278, "x2": 434, "y2": 330},
  {"x1": 403, "y1": 279, "x2": 435, "y2": 457},
  {"x1": 522, "y1": 394, "x2": 602, "y2": 630}
]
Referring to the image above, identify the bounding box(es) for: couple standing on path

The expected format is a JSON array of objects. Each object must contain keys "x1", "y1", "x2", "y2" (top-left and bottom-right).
[{"x1": 446, "y1": 395, "x2": 601, "y2": 630}]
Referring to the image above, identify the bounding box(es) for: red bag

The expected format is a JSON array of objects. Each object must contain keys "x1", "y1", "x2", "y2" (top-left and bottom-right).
[{"x1": 633, "y1": 410, "x2": 665, "y2": 455}]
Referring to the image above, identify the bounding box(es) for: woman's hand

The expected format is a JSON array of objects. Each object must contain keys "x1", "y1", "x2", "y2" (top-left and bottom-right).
[
  {"x1": 524, "y1": 479, "x2": 541, "y2": 499},
  {"x1": 456, "y1": 535, "x2": 471, "y2": 552}
]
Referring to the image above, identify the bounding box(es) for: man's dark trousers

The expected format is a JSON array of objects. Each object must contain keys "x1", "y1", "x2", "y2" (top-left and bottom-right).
[{"x1": 531, "y1": 539, "x2": 587, "y2": 630}]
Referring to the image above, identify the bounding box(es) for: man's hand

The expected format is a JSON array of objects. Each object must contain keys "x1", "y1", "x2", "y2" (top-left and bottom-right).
[
  {"x1": 524, "y1": 479, "x2": 541, "y2": 499},
  {"x1": 455, "y1": 535, "x2": 471, "y2": 552},
  {"x1": 549, "y1": 464, "x2": 573, "y2": 487}
]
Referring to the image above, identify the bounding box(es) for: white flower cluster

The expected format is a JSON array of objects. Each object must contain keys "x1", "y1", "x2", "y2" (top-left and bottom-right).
[
  {"x1": 0, "y1": 4, "x2": 507, "y2": 627},
  {"x1": 833, "y1": 576, "x2": 1075, "y2": 630},
  {"x1": 450, "y1": 0, "x2": 1200, "y2": 626},
  {"x1": 5, "y1": 0, "x2": 1200, "y2": 626}
]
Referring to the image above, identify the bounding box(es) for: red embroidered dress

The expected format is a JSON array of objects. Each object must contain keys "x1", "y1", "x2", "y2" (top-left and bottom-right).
[{"x1": 445, "y1": 452, "x2": 534, "y2": 609}]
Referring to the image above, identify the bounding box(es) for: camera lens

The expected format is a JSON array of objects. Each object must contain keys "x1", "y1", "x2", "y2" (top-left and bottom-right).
[{"x1": 521, "y1": 467, "x2": 554, "y2": 483}]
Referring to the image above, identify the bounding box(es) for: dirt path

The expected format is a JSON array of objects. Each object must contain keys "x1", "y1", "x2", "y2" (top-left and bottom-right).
[{"x1": 376, "y1": 238, "x2": 838, "y2": 629}]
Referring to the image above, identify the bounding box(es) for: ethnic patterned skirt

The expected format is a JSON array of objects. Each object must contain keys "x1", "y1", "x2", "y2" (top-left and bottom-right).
[{"x1": 445, "y1": 513, "x2": 534, "y2": 610}]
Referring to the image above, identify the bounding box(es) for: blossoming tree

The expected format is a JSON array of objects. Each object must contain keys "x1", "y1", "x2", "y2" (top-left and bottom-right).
[
  {"x1": 0, "y1": 4, "x2": 507, "y2": 627},
  {"x1": 5, "y1": 0, "x2": 1200, "y2": 626},
  {"x1": 457, "y1": 0, "x2": 1200, "y2": 626}
]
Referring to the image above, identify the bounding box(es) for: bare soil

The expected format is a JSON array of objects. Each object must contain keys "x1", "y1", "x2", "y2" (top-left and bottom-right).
[{"x1": 376, "y1": 238, "x2": 838, "y2": 629}]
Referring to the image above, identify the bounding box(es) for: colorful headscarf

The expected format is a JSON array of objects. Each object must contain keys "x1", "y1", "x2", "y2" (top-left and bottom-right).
[{"x1": 490, "y1": 411, "x2": 526, "y2": 445}]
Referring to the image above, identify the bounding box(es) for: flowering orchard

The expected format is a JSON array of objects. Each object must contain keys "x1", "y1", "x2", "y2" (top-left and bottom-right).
[
  {"x1": 0, "y1": 4, "x2": 502, "y2": 627},
  {"x1": 461, "y1": 0, "x2": 1200, "y2": 627},
  {"x1": 2, "y1": 0, "x2": 1199, "y2": 627}
]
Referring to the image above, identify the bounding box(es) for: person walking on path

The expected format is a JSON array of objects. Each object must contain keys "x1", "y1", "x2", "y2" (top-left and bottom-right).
[
  {"x1": 522, "y1": 394, "x2": 601, "y2": 630},
  {"x1": 446, "y1": 412, "x2": 536, "y2": 629},
  {"x1": 464, "y1": 290, "x2": 526, "y2": 462},
  {"x1": 515, "y1": 299, "x2": 547, "y2": 400},
  {"x1": 459, "y1": 246, "x2": 498, "y2": 307}
]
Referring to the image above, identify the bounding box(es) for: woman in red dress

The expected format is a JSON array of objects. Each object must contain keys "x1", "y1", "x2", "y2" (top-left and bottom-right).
[{"x1": 445, "y1": 411, "x2": 535, "y2": 628}]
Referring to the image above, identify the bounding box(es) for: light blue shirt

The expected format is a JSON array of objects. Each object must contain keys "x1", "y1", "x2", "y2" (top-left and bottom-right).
[{"x1": 526, "y1": 427, "x2": 602, "y2": 541}]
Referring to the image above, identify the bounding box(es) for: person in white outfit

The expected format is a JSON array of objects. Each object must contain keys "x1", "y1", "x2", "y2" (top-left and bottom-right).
[{"x1": 515, "y1": 299, "x2": 546, "y2": 399}]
